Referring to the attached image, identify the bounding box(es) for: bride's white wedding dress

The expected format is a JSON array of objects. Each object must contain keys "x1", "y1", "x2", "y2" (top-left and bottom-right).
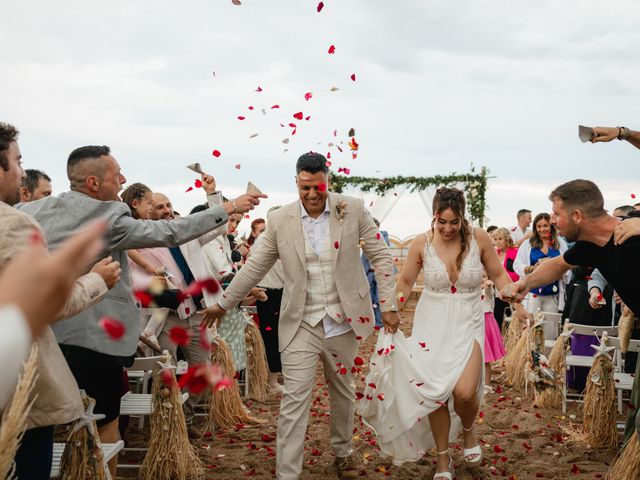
[{"x1": 357, "y1": 231, "x2": 485, "y2": 466}]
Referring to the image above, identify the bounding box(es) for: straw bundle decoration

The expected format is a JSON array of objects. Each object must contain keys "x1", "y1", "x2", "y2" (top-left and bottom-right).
[
  {"x1": 60, "y1": 392, "x2": 107, "y2": 480},
  {"x1": 505, "y1": 316, "x2": 535, "y2": 389},
  {"x1": 244, "y1": 320, "x2": 270, "y2": 402},
  {"x1": 528, "y1": 321, "x2": 559, "y2": 405},
  {"x1": 141, "y1": 353, "x2": 204, "y2": 480},
  {"x1": 581, "y1": 332, "x2": 618, "y2": 450},
  {"x1": 208, "y1": 335, "x2": 266, "y2": 430},
  {"x1": 607, "y1": 429, "x2": 640, "y2": 479},
  {"x1": 503, "y1": 310, "x2": 523, "y2": 353},
  {"x1": 618, "y1": 307, "x2": 635, "y2": 354},
  {"x1": 535, "y1": 323, "x2": 573, "y2": 409},
  {"x1": 0, "y1": 345, "x2": 38, "y2": 480}
]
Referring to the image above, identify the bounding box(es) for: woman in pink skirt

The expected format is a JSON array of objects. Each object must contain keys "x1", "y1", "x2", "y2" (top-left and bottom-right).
[{"x1": 481, "y1": 277, "x2": 506, "y2": 393}]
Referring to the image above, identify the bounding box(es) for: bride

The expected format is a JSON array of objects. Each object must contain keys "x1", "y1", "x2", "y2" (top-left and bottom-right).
[{"x1": 358, "y1": 187, "x2": 514, "y2": 479}]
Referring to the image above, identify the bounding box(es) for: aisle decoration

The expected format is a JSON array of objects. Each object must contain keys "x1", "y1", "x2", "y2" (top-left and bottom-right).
[
  {"x1": 503, "y1": 310, "x2": 523, "y2": 354},
  {"x1": 330, "y1": 167, "x2": 489, "y2": 225},
  {"x1": 607, "y1": 412, "x2": 640, "y2": 480},
  {"x1": 0, "y1": 346, "x2": 38, "y2": 479},
  {"x1": 244, "y1": 319, "x2": 270, "y2": 402},
  {"x1": 208, "y1": 333, "x2": 266, "y2": 430},
  {"x1": 581, "y1": 332, "x2": 618, "y2": 450},
  {"x1": 536, "y1": 324, "x2": 573, "y2": 409},
  {"x1": 141, "y1": 352, "x2": 204, "y2": 480},
  {"x1": 617, "y1": 306, "x2": 635, "y2": 353},
  {"x1": 60, "y1": 392, "x2": 107, "y2": 480},
  {"x1": 505, "y1": 315, "x2": 537, "y2": 388},
  {"x1": 527, "y1": 317, "x2": 557, "y2": 402}
]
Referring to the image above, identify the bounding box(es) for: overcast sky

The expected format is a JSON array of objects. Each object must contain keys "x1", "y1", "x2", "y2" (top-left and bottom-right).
[{"x1": 3, "y1": 0, "x2": 639, "y2": 239}]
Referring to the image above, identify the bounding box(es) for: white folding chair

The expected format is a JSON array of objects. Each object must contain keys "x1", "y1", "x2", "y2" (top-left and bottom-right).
[
  {"x1": 119, "y1": 352, "x2": 189, "y2": 470},
  {"x1": 608, "y1": 336, "x2": 640, "y2": 414},
  {"x1": 123, "y1": 354, "x2": 167, "y2": 429},
  {"x1": 561, "y1": 323, "x2": 618, "y2": 412},
  {"x1": 51, "y1": 440, "x2": 124, "y2": 479},
  {"x1": 541, "y1": 311, "x2": 562, "y2": 352}
]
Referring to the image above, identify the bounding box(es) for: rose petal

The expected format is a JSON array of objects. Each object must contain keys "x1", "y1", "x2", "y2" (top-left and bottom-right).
[
  {"x1": 328, "y1": 45, "x2": 336, "y2": 54},
  {"x1": 334, "y1": 241, "x2": 340, "y2": 249},
  {"x1": 100, "y1": 317, "x2": 125, "y2": 340},
  {"x1": 350, "y1": 73, "x2": 356, "y2": 81},
  {"x1": 212, "y1": 149, "x2": 221, "y2": 157},
  {"x1": 169, "y1": 326, "x2": 191, "y2": 346},
  {"x1": 255, "y1": 86, "x2": 262, "y2": 92},
  {"x1": 293, "y1": 112, "x2": 304, "y2": 120},
  {"x1": 271, "y1": 104, "x2": 280, "y2": 109},
  {"x1": 317, "y1": 183, "x2": 327, "y2": 192},
  {"x1": 235, "y1": 164, "x2": 241, "y2": 169},
  {"x1": 354, "y1": 356, "x2": 364, "y2": 366},
  {"x1": 237, "y1": 116, "x2": 246, "y2": 120},
  {"x1": 316, "y1": 2, "x2": 324, "y2": 13},
  {"x1": 304, "y1": 92, "x2": 313, "y2": 101},
  {"x1": 194, "y1": 179, "x2": 203, "y2": 188}
]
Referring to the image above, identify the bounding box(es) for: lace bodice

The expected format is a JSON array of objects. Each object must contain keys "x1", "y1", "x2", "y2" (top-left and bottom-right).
[{"x1": 422, "y1": 230, "x2": 484, "y2": 294}]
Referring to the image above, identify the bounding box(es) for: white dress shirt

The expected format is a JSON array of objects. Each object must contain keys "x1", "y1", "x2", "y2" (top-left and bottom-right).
[
  {"x1": 300, "y1": 201, "x2": 352, "y2": 339},
  {"x1": 0, "y1": 305, "x2": 31, "y2": 410}
]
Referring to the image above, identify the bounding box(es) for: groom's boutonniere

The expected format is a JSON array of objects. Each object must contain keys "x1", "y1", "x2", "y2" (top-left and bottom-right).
[{"x1": 335, "y1": 200, "x2": 347, "y2": 225}]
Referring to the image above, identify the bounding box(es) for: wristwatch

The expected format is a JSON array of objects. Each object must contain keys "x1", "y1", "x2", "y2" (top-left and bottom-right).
[{"x1": 617, "y1": 126, "x2": 631, "y2": 140}]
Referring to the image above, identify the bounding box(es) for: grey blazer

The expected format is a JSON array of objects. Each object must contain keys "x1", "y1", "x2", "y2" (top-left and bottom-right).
[{"x1": 17, "y1": 191, "x2": 228, "y2": 357}]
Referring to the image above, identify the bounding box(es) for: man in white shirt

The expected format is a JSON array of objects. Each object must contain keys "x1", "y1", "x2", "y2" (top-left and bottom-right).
[{"x1": 511, "y1": 208, "x2": 532, "y2": 247}]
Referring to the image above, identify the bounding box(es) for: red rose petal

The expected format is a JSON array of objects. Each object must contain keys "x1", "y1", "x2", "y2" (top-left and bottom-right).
[
  {"x1": 571, "y1": 464, "x2": 580, "y2": 474},
  {"x1": 631, "y1": 193, "x2": 636, "y2": 199},
  {"x1": 100, "y1": 317, "x2": 125, "y2": 340},
  {"x1": 316, "y1": 1, "x2": 324, "y2": 13},
  {"x1": 255, "y1": 86, "x2": 263, "y2": 92},
  {"x1": 350, "y1": 73, "x2": 356, "y2": 81},
  {"x1": 354, "y1": 356, "x2": 364, "y2": 366},
  {"x1": 334, "y1": 241, "x2": 339, "y2": 249},
  {"x1": 271, "y1": 104, "x2": 280, "y2": 109},
  {"x1": 194, "y1": 179, "x2": 203, "y2": 188},
  {"x1": 248, "y1": 106, "x2": 254, "y2": 110},
  {"x1": 265, "y1": 326, "x2": 272, "y2": 331},
  {"x1": 493, "y1": 445, "x2": 504, "y2": 453},
  {"x1": 450, "y1": 285, "x2": 457, "y2": 294},
  {"x1": 185, "y1": 186, "x2": 194, "y2": 193},
  {"x1": 293, "y1": 112, "x2": 304, "y2": 120},
  {"x1": 212, "y1": 149, "x2": 221, "y2": 157},
  {"x1": 161, "y1": 369, "x2": 175, "y2": 387},
  {"x1": 235, "y1": 164, "x2": 241, "y2": 169},
  {"x1": 304, "y1": 92, "x2": 313, "y2": 101},
  {"x1": 169, "y1": 326, "x2": 191, "y2": 346},
  {"x1": 237, "y1": 116, "x2": 246, "y2": 120},
  {"x1": 134, "y1": 290, "x2": 153, "y2": 308},
  {"x1": 325, "y1": 161, "x2": 332, "y2": 167},
  {"x1": 328, "y1": 45, "x2": 336, "y2": 54},
  {"x1": 317, "y1": 183, "x2": 327, "y2": 192}
]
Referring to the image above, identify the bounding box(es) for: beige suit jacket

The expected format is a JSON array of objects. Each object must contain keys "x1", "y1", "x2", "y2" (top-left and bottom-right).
[
  {"x1": 0, "y1": 202, "x2": 107, "y2": 428},
  {"x1": 221, "y1": 193, "x2": 396, "y2": 351}
]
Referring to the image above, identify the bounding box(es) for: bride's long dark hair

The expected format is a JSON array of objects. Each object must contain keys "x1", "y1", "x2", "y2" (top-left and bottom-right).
[{"x1": 431, "y1": 186, "x2": 471, "y2": 271}]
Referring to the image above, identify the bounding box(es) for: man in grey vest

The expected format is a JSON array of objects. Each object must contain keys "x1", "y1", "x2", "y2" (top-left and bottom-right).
[
  {"x1": 18, "y1": 145, "x2": 264, "y2": 474},
  {"x1": 201, "y1": 153, "x2": 399, "y2": 480}
]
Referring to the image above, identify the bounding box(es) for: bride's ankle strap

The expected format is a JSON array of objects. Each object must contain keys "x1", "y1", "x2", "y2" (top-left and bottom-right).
[
  {"x1": 462, "y1": 423, "x2": 474, "y2": 432},
  {"x1": 436, "y1": 449, "x2": 449, "y2": 455}
]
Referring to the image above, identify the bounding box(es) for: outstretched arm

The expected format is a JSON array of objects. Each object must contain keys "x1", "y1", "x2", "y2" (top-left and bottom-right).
[
  {"x1": 501, "y1": 255, "x2": 573, "y2": 303},
  {"x1": 591, "y1": 126, "x2": 640, "y2": 150}
]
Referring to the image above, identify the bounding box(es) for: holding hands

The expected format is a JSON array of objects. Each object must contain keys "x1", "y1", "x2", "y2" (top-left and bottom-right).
[{"x1": 499, "y1": 280, "x2": 528, "y2": 303}]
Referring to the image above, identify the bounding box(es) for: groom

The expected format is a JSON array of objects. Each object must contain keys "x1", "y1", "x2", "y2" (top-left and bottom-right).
[{"x1": 202, "y1": 152, "x2": 399, "y2": 479}]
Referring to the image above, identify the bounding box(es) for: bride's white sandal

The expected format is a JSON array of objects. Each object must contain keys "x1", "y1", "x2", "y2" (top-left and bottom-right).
[
  {"x1": 462, "y1": 424, "x2": 483, "y2": 466},
  {"x1": 433, "y1": 449, "x2": 454, "y2": 480}
]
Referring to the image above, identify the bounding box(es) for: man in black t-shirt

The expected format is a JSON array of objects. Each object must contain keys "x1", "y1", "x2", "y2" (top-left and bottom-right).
[{"x1": 500, "y1": 179, "x2": 640, "y2": 442}]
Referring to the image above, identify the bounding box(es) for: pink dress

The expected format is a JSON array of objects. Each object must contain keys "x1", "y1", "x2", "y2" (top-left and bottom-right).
[{"x1": 481, "y1": 286, "x2": 506, "y2": 362}]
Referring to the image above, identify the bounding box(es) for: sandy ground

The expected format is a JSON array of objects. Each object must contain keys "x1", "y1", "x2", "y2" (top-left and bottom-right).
[{"x1": 119, "y1": 311, "x2": 622, "y2": 480}]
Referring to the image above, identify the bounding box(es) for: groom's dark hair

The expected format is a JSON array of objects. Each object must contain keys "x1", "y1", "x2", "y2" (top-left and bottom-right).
[{"x1": 296, "y1": 152, "x2": 328, "y2": 174}]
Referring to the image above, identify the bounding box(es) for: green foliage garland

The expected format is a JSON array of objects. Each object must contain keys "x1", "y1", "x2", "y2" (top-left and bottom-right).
[{"x1": 330, "y1": 167, "x2": 489, "y2": 225}]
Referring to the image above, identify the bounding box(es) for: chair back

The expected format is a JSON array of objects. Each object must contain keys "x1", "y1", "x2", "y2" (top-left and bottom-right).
[
  {"x1": 566, "y1": 322, "x2": 618, "y2": 338},
  {"x1": 125, "y1": 353, "x2": 170, "y2": 372},
  {"x1": 607, "y1": 337, "x2": 640, "y2": 353},
  {"x1": 540, "y1": 312, "x2": 562, "y2": 339}
]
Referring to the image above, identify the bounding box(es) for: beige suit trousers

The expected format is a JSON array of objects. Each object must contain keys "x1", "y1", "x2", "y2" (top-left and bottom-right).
[{"x1": 276, "y1": 319, "x2": 358, "y2": 480}]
